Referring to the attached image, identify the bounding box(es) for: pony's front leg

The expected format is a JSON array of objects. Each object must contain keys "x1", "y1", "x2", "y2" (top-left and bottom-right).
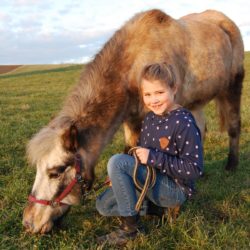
[{"x1": 123, "y1": 121, "x2": 141, "y2": 153}]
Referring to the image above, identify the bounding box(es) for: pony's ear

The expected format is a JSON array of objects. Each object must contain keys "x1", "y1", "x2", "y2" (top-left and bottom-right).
[{"x1": 62, "y1": 125, "x2": 79, "y2": 152}]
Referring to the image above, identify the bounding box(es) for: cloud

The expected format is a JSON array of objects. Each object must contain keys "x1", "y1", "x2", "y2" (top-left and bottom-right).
[
  {"x1": 239, "y1": 21, "x2": 250, "y2": 27},
  {"x1": 1, "y1": 0, "x2": 250, "y2": 64},
  {"x1": 0, "y1": 21, "x2": 112, "y2": 64},
  {"x1": 15, "y1": 0, "x2": 39, "y2": 4},
  {"x1": 53, "y1": 56, "x2": 92, "y2": 64},
  {"x1": 0, "y1": 11, "x2": 11, "y2": 22}
]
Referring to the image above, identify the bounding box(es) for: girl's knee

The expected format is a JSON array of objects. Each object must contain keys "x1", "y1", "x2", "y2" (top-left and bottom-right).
[
  {"x1": 107, "y1": 154, "x2": 122, "y2": 175},
  {"x1": 107, "y1": 153, "x2": 132, "y2": 176}
]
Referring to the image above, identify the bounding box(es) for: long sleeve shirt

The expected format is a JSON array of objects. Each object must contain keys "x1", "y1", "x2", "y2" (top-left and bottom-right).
[{"x1": 138, "y1": 107, "x2": 203, "y2": 197}]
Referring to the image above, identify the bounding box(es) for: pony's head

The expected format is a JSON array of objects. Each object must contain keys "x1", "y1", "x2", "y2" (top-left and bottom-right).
[{"x1": 22, "y1": 124, "x2": 93, "y2": 233}]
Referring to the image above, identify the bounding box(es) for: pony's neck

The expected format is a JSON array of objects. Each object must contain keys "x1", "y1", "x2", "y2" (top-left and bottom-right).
[{"x1": 52, "y1": 31, "x2": 130, "y2": 172}]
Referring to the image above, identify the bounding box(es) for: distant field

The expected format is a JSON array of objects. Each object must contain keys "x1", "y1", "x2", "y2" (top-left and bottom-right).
[
  {"x1": 0, "y1": 53, "x2": 249, "y2": 249},
  {"x1": 0, "y1": 64, "x2": 83, "y2": 79},
  {"x1": 0, "y1": 64, "x2": 76, "y2": 75}
]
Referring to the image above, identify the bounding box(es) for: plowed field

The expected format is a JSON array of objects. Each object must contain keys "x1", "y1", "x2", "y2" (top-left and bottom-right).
[{"x1": 0, "y1": 65, "x2": 21, "y2": 74}]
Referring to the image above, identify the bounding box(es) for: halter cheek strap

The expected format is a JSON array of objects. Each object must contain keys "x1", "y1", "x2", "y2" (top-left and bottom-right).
[{"x1": 28, "y1": 154, "x2": 85, "y2": 207}]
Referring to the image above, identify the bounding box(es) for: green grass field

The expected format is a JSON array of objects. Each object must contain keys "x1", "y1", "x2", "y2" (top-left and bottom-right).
[{"x1": 0, "y1": 53, "x2": 250, "y2": 249}]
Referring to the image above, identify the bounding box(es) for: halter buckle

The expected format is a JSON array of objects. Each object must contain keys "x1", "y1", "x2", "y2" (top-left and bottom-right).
[
  {"x1": 76, "y1": 173, "x2": 83, "y2": 183},
  {"x1": 50, "y1": 200, "x2": 60, "y2": 207}
]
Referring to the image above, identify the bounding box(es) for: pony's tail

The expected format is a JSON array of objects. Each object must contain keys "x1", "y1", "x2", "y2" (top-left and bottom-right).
[
  {"x1": 209, "y1": 10, "x2": 244, "y2": 132},
  {"x1": 215, "y1": 64, "x2": 244, "y2": 133},
  {"x1": 215, "y1": 98, "x2": 227, "y2": 132}
]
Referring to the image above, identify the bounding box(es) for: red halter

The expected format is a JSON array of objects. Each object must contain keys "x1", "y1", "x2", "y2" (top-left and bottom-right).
[{"x1": 28, "y1": 154, "x2": 85, "y2": 207}]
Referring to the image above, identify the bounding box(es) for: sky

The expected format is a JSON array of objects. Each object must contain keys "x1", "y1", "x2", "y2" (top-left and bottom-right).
[{"x1": 1, "y1": 0, "x2": 250, "y2": 65}]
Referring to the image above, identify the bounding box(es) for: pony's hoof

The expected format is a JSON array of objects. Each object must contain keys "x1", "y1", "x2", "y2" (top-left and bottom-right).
[
  {"x1": 225, "y1": 160, "x2": 238, "y2": 171},
  {"x1": 225, "y1": 152, "x2": 238, "y2": 171}
]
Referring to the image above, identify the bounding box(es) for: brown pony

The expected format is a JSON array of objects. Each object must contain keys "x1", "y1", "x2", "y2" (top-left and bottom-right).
[{"x1": 23, "y1": 9, "x2": 244, "y2": 233}]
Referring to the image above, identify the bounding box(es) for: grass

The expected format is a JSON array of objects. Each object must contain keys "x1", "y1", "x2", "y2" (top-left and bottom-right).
[{"x1": 0, "y1": 53, "x2": 250, "y2": 249}]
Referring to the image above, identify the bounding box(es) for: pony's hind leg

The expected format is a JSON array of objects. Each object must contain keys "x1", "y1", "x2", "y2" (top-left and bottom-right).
[
  {"x1": 217, "y1": 68, "x2": 244, "y2": 171},
  {"x1": 190, "y1": 107, "x2": 206, "y2": 143}
]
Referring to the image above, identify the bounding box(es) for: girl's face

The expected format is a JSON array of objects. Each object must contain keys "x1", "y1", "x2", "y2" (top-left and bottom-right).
[{"x1": 141, "y1": 79, "x2": 177, "y2": 115}]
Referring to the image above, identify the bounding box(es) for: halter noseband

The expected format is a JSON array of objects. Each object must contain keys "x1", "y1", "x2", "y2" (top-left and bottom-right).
[{"x1": 28, "y1": 154, "x2": 86, "y2": 207}]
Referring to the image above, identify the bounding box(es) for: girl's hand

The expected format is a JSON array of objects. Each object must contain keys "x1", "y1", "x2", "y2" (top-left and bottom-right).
[{"x1": 135, "y1": 148, "x2": 150, "y2": 164}]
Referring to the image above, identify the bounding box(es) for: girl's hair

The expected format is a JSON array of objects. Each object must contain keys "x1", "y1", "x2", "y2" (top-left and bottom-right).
[{"x1": 140, "y1": 63, "x2": 176, "y2": 89}]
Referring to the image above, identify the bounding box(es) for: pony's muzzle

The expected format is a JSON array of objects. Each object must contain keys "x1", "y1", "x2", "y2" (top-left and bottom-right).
[
  {"x1": 22, "y1": 211, "x2": 54, "y2": 234},
  {"x1": 23, "y1": 201, "x2": 70, "y2": 233}
]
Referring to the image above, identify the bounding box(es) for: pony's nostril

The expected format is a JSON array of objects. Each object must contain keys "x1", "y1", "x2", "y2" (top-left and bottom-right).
[
  {"x1": 24, "y1": 221, "x2": 29, "y2": 228},
  {"x1": 24, "y1": 220, "x2": 34, "y2": 231}
]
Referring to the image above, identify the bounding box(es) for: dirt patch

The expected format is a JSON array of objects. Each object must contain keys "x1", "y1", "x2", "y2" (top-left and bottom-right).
[{"x1": 0, "y1": 65, "x2": 22, "y2": 74}]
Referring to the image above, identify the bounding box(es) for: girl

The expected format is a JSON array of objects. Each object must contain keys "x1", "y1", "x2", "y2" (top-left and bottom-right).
[{"x1": 96, "y1": 63, "x2": 203, "y2": 245}]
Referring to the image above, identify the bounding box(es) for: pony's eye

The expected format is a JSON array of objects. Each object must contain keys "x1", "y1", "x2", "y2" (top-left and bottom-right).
[
  {"x1": 58, "y1": 165, "x2": 68, "y2": 173},
  {"x1": 48, "y1": 165, "x2": 69, "y2": 179},
  {"x1": 49, "y1": 172, "x2": 61, "y2": 179}
]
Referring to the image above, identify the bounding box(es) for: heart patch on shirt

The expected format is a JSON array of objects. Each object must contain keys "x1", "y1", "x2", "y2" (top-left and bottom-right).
[{"x1": 159, "y1": 137, "x2": 169, "y2": 149}]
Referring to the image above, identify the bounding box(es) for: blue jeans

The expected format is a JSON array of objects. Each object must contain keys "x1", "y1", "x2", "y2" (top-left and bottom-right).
[{"x1": 96, "y1": 154, "x2": 186, "y2": 217}]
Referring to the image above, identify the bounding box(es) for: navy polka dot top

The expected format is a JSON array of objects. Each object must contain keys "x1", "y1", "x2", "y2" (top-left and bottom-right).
[{"x1": 138, "y1": 107, "x2": 203, "y2": 197}]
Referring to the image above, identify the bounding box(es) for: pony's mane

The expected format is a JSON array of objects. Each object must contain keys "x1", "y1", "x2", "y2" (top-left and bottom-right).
[{"x1": 57, "y1": 23, "x2": 129, "y2": 123}]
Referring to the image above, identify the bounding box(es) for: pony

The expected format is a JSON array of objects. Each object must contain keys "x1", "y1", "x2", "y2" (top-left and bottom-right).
[{"x1": 23, "y1": 9, "x2": 244, "y2": 233}]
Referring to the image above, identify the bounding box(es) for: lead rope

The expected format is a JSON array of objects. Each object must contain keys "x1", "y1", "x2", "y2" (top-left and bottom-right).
[{"x1": 128, "y1": 147, "x2": 157, "y2": 212}]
